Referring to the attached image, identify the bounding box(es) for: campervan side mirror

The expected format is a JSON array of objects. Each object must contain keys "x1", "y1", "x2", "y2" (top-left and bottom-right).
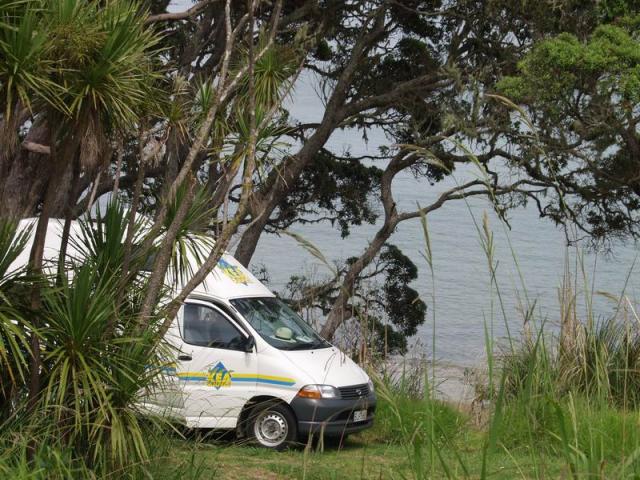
[{"x1": 243, "y1": 336, "x2": 255, "y2": 353}]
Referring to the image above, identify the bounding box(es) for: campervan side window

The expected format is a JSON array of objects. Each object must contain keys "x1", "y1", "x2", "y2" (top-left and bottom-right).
[{"x1": 181, "y1": 303, "x2": 246, "y2": 351}]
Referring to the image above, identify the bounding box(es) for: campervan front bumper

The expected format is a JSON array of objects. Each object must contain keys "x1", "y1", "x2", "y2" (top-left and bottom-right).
[{"x1": 290, "y1": 391, "x2": 376, "y2": 436}]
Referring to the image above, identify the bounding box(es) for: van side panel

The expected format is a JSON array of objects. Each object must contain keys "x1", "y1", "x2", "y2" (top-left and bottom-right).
[{"x1": 253, "y1": 342, "x2": 305, "y2": 405}]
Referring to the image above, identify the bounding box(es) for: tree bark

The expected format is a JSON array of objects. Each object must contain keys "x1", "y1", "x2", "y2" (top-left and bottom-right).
[
  {"x1": 234, "y1": 8, "x2": 387, "y2": 266},
  {"x1": 320, "y1": 218, "x2": 398, "y2": 340},
  {"x1": 26, "y1": 144, "x2": 64, "y2": 411},
  {"x1": 0, "y1": 117, "x2": 51, "y2": 219}
]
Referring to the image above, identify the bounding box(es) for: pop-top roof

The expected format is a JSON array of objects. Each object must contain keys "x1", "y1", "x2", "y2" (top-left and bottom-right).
[{"x1": 13, "y1": 218, "x2": 273, "y2": 301}]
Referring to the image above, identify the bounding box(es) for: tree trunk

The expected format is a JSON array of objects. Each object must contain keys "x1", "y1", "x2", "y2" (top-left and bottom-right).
[
  {"x1": 0, "y1": 117, "x2": 52, "y2": 219},
  {"x1": 234, "y1": 204, "x2": 269, "y2": 266},
  {"x1": 26, "y1": 161, "x2": 63, "y2": 411},
  {"x1": 232, "y1": 12, "x2": 383, "y2": 265},
  {"x1": 57, "y1": 161, "x2": 81, "y2": 284},
  {"x1": 320, "y1": 218, "x2": 397, "y2": 340},
  {"x1": 233, "y1": 116, "x2": 342, "y2": 266},
  {"x1": 26, "y1": 126, "x2": 79, "y2": 412}
]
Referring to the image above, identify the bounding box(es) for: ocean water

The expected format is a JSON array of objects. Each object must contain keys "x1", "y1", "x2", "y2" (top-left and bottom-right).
[
  {"x1": 250, "y1": 73, "x2": 640, "y2": 367},
  {"x1": 163, "y1": 0, "x2": 640, "y2": 367}
]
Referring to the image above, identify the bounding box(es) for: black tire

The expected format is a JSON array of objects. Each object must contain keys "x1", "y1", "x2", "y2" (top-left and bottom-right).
[{"x1": 248, "y1": 401, "x2": 297, "y2": 450}]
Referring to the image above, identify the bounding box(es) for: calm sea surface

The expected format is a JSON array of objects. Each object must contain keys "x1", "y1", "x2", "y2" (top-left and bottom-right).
[
  {"x1": 250, "y1": 74, "x2": 640, "y2": 367},
  {"x1": 166, "y1": 0, "x2": 640, "y2": 366}
]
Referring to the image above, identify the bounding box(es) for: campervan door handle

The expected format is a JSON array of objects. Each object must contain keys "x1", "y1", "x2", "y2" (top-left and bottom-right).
[{"x1": 178, "y1": 354, "x2": 192, "y2": 361}]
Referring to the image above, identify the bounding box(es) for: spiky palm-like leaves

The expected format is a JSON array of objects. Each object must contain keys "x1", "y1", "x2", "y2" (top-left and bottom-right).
[
  {"x1": 0, "y1": 219, "x2": 32, "y2": 410},
  {"x1": 0, "y1": 203, "x2": 186, "y2": 474},
  {"x1": 45, "y1": 0, "x2": 162, "y2": 171},
  {"x1": 1, "y1": 0, "x2": 163, "y2": 177},
  {"x1": 164, "y1": 184, "x2": 216, "y2": 289},
  {"x1": 69, "y1": 200, "x2": 148, "y2": 281},
  {"x1": 0, "y1": 0, "x2": 59, "y2": 117},
  {"x1": 0, "y1": 6, "x2": 167, "y2": 470},
  {"x1": 39, "y1": 263, "x2": 165, "y2": 470}
]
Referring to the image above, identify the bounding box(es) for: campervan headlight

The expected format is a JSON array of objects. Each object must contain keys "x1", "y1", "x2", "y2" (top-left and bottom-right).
[
  {"x1": 367, "y1": 378, "x2": 374, "y2": 393},
  {"x1": 297, "y1": 384, "x2": 339, "y2": 399}
]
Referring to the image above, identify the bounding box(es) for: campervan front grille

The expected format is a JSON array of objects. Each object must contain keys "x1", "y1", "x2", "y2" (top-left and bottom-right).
[{"x1": 338, "y1": 383, "x2": 370, "y2": 399}]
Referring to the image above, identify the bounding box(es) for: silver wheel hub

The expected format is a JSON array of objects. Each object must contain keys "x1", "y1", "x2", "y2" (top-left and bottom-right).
[{"x1": 254, "y1": 410, "x2": 288, "y2": 447}]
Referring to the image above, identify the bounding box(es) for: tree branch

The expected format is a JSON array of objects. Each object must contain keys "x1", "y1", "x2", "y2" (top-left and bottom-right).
[
  {"x1": 145, "y1": 0, "x2": 219, "y2": 24},
  {"x1": 22, "y1": 141, "x2": 50, "y2": 155}
]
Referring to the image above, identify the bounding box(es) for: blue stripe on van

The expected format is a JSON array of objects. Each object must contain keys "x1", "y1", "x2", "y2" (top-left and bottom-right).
[
  {"x1": 174, "y1": 371, "x2": 296, "y2": 387},
  {"x1": 232, "y1": 377, "x2": 296, "y2": 386},
  {"x1": 179, "y1": 376, "x2": 207, "y2": 382},
  {"x1": 176, "y1": 375, "x2": 295, "y2": 387}
]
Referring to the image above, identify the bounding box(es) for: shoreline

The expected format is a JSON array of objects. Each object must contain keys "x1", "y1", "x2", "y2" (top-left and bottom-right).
[{"x1": 379, "y1": 356, "x2": 480, "y2": 405}]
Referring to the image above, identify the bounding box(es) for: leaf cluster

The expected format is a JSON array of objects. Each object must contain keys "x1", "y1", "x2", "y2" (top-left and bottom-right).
[
  {"x1": 0, "y1": 0, "x2": 163, "y2": 133},
  {"x1": 496, "y1": 10, "x2": 640, "y2": 242},
  {"x1": 0, "y1": 199, "x2": 219, "y2": 475}
]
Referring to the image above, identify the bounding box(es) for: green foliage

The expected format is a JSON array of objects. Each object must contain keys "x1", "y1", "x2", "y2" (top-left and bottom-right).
[
  {"x1": 60, "y1": 0, "x2": 162, "y2": 127},
  {"x1": 0, "y1": 202, "x2": 185, "y2": 476},
  {"x1": 493, "y1": 314, "x2": 640, "y2": 475},
  {"x1": 0, "y1": 439, "x2": 94, "y2": 479},
  {"x1": 274, "y1": 149, "x2": 382, "y2": 237},
  {"x1": 38, "y1": 264, "x2": 164, "y2": 470},
  {"x1": 374, "y1": 369, "x2": 466, "y2": 446},
  {"x1": 236, "y1": 43, "x2": 299, "y2": 111},
  {"x1": 599, "y1": 0, "x2": 640, "y2": 21},
  {"x1": 279, "y1": 241, "x2": 426, "y2": 355},
  {"x1": 0, "y1": 0, "x2": 59, "y2": 116},
  {"x1": 1, "y1": 0, "x2": 162, "y2": 127},
  {"x1": 380, "y1": 244, "x2": 426, "y2": 338},
  {"x1": 496, "y1": 11, "x2": 640, "y2": 241},
  {"x1": 500, "y1": 318, "x2": 640, "y2": 408},
  {"x1": 500, "y1": 22, "x2": 640, "y2": 110},
  {"x1": 500, "y1": 395, "x2": 640, "y2": 463},
  {"x1": 164, "y1": 183, "x2": 216, "y2": 288},
  {"x1": 0, "y1": 219, "x2": 32, "y2": 413}
]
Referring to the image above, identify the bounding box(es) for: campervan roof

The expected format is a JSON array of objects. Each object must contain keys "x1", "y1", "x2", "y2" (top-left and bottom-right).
[{"x1": 13, "y1": 218, "x2": 273, "y2": 301}]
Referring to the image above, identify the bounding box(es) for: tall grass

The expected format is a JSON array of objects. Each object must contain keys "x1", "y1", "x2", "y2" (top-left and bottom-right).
[
  {"x1": 0, "y1": 202, "x2": 211, "y2": 478},
  {"x1": 2, "y1": 190, "x2": 639, "y2": 479},
  {"x1": 362, "y1": 207, "x2": 640, "y2": 479},
  {"x1": 373, "y1": 367, "x2": 469, "y2": 479},
  {"x1": 374, "y1": 364, "x2": 466, "y2": 447}
]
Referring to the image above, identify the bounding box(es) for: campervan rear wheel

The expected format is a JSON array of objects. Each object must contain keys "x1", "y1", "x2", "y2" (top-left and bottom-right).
[{"x1": 249, "y1": 402, "x2": 297, "y2": 450}]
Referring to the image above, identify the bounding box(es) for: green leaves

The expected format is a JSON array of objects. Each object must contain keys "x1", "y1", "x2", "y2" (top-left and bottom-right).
[
  {"x1": 0, "y1": 202, "x2": 185, "y2": 474},
  {"x1": 499, "y1": 21, "x2": 640, "y2": 107},
  {"x1": 0, "y1": 0, "x2": 163, "y2": 129},
  {"x1": 33, "y1": 203, "x2": 172, "y2": 471},
  {"x1": 0, "y1": 1, "x2": 60, "y2": 116},
  {"x1": 0, "y1": 218, "x2": 32, "y2": 389},
  {"x1": 70, "y1": 199, "x2": 147, "y2": 279},
  {"x1": 39, "y1": 261, "x2": 162, "y2": 470},
  {"x1": 51, "y1": 0, "x2": 163, "y2": 129},
  {"x1": 494, "y1": 13, "x2": 640, "y2": 242},
  {"x1": 164, "y1": 183, "x2": 216, "y2": 289}
]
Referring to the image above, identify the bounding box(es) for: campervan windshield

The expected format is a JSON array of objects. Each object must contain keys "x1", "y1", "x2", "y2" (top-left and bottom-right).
[{"x1": 230, "y1": 297, "x2": 330, "y2": 351}]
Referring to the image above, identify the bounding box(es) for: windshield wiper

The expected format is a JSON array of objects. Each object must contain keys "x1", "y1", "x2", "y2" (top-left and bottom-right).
[
  {"x1": 278, "y1": 341, "x2": 317, "y2": 350},
  {"x1": 284, "y1": 340, "x2": 329, "y2": 351}
]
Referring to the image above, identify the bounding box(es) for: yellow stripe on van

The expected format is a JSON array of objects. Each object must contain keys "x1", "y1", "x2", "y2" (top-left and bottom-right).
[
  {"x1": 233, "y1": 373, "x2": 295, "y2": 383},
  {"x1": 175, "y1": 371, "x2": 296, "y2": 387}
]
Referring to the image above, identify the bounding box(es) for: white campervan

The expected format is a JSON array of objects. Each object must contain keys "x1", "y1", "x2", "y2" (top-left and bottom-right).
[{"x1": 16, "y1": 220, "x2": 376, "y2": 449}]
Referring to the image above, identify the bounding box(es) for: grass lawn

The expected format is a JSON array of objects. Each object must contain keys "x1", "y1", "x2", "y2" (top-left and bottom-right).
[
  {"x1": 154, "y1": 366, "x2": 640, "y2": 479},
  {"x1": 162, "y1": 428, "x2": 569, "y2": 479}
]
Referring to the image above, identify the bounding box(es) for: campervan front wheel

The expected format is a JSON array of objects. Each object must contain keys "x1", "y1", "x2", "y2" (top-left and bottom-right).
[{"x1": 249, "y1": 402, "x2": 297, "y2": 450}]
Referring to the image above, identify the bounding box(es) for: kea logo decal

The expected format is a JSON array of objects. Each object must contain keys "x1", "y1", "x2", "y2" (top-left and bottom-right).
[
  {"x1": 207, "y1": 361, "x2": 232, "y2": 389},
  {"x1": 217, "y1": 258, "x2": 250, "y2": 285}
]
